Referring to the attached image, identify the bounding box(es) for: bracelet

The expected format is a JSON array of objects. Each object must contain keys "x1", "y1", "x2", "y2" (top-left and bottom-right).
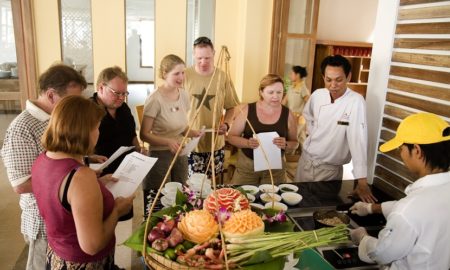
[{"x1": 224, "y1": 122, "x2": 230, "y2": 131}]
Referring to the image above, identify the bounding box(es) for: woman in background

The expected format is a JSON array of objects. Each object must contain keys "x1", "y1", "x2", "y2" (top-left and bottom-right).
[
  {"x1": 32, "y1": 95, "x2": 134, "y2": 269},
  {"x1": 140, "y1": 54, "x2": 202, "y2": 216},
  {"x1": 282, "y1": 66, "x2": 310, "y2": 148},
  {"x1": 227, "y1": 74, "x2": 298, "y2": 185}
]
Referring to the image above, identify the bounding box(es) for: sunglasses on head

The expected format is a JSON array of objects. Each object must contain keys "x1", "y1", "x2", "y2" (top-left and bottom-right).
[{"x1": 193, "y1": 37, "x2": 213, "y2": 46}]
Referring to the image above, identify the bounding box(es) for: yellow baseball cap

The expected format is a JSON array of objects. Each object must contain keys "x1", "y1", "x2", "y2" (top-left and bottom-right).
[{"x1": 379, "y1": 112, "x2": 450, "y2": 153}]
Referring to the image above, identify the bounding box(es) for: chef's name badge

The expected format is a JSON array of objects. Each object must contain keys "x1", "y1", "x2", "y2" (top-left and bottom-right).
[{"x1": 337, "y1": 121, "x2": 349, "y2": 126}]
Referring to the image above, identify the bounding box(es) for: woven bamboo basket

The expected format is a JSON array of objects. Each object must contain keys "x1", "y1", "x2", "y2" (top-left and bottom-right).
[
  {"x1": 143, "y1": 46, "x2": 277, "y2": 270},
  {"x1": 146, "y1": 253, "x2": 193, "y2": 270}
]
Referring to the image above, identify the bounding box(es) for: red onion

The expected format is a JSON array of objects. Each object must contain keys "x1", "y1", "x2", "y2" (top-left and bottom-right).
[{"x1": 148, "y1": 227, "x2": 165, "y2": 243}]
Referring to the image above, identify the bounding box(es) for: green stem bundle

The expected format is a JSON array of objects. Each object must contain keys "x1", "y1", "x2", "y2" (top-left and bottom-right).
[{"x1": 226, "y1": 225, "x2": 349, "y2": 265}]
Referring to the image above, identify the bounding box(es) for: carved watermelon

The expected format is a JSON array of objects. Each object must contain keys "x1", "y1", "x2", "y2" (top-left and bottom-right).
[{"x1": 203, "y1": 188, "x2": 249, "y2": 213}]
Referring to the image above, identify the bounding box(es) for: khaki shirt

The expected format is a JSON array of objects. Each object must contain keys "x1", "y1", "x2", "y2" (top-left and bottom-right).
[{"x1": 184, "y1": 67, "x2": 239, "y2": 152}]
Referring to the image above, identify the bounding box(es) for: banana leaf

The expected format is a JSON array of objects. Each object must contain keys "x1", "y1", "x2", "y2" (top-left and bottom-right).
[
  {"x1": 296, "y1": 248, "x2": 335, "y2": 270},
  {"x1": 123, "y1": 206, "x2": 184, "y2": 253}
]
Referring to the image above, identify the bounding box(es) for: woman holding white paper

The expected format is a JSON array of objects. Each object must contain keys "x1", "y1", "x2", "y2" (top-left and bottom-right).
[
  {"x1": 227, "y1": 74, "x2": 298, "y2": 185},
  {"x1": 140, "y1": 54, "x2": 203, "y2": 216},
  {"x1": 31, "y1": 96, "x2": 134, "y2": 269}
]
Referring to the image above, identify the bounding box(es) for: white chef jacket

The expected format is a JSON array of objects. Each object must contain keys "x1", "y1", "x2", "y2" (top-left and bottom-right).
[
  {"x1": 302, "y1": 88, "x2": 368, "y2": 178},
  {"x1": 359, "y1": 172, "x2": 450, "y2": 270}
]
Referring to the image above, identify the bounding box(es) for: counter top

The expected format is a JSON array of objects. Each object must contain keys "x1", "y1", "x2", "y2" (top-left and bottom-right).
[
  {"x1": 283, "y1": 180, "x2": 393, "y2": 213},
  {"x1": 282, "y1": 180, "x2": 391, "y2": 270}
]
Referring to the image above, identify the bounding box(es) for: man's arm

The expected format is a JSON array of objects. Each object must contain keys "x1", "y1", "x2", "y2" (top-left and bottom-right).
[
  {"x1": 1, "y1": 120, "x2": 44, "y2": 195},
  {"x1": 346, "y1": 97, "x2": 377, "y2": 203},
  {"x1": 13, "y1": 178, "x2": 33, "y2": 194},
  {"x1": 354, "y1": 178, "x2": 378, "y2": 203},
  {"x1": 132, "y1": 136, "x2": 141, "y2": 152},
  {"x1": 218, "y1": 107, "x2": 235, "y2": 135}
]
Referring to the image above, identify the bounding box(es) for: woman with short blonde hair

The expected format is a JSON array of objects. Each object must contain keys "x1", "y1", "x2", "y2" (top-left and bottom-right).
[
  {"x1": 227, "y1": 74, "x2": 298, "y2": 185},
  {"x1": 140, "y1": 54, "x2": 203, "y2": 216}
]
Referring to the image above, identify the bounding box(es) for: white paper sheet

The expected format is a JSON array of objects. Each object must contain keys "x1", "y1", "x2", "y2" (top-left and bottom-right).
[
  {"x1": 106, "y1": 151, "x2": 158, "y2": 198},
  {"x1": 180, "y1": 137, "x2": 201, "y2": 156},
  {"x1": 180, "y1": 127, "x2": 205, "y2": 156},
  {"x1": 253, "y1": 132, "x2": 282, "y2": 172},
  {"x1": 89, "y1": 146, "x2": 135, "y2": 171}
]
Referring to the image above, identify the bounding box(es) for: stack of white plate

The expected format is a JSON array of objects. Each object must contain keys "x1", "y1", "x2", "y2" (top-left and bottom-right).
[
  {"x1": 186, "y1": 173, "x2": 212, "y2": 198},
  {"x1": 160, "y1": 182, "x2": 182, "y2": 208}
]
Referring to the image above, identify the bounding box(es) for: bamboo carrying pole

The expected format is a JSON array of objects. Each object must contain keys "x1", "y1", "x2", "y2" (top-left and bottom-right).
[{"x1": 143, "y1": 46, "x2": 278, "y2": 269}]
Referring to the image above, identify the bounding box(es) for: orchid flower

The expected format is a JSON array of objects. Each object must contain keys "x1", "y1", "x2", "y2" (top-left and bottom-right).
[{"x1": 216, "y1": 207, "x2": 231, "y2": 223}]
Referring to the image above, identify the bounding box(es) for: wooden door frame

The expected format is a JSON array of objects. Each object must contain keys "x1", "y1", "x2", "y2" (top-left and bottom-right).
[
  {"x1": 269, "y1": 0, "x2": 320, "y2": 90},
  {"x1": 11, "y1": 0, "x2": 38, "y2": 109}
]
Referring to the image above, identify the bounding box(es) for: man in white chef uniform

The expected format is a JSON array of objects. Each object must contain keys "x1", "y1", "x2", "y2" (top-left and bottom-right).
[{"x1": 295, "y1": 55, "x2": 376, "y2": 203}]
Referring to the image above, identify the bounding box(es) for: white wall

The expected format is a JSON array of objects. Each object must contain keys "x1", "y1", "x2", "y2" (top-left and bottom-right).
[
  {"x1": 365, "y1": 0, "x2": 399, "y2": 183},
  {"x1": 317, "y1": 0, "x2": 379, "y2": 42}
]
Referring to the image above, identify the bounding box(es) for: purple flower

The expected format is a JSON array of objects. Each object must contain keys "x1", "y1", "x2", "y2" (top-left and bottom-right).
[
  {"x1": 261, "y1": 211, "x2": 287, "y2": 223},
  {"x1": 274, "y1": 211, "x2": 287, "y2": 222},
  {"x1": 215, "y1": 207, "x2": 231, "y2": 223}
]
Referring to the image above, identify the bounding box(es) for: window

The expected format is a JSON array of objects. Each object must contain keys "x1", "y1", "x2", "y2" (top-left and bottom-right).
[
  {"x1": 59, "y1": 0, "x2": 94, "y2": 83},
  {"x1": 0, "y1": 0, "x2": 16, "y2": 63}
]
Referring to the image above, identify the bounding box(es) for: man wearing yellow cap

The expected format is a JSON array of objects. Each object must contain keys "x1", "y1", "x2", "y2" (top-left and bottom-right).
[{"x1": 349, "y1": 112, "x2": 450, "y2": 269}]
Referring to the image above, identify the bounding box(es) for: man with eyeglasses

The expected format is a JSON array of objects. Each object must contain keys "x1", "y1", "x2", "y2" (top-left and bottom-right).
[
  {"x1": 90, "y1": 66, "x2": 141, "y2": 224},
  {"x1": 184, "y1": 36, "x2": 240, "y2": 180},
  {"x1": 91, "y1": 66, "x2": 142, "y2": 176}
]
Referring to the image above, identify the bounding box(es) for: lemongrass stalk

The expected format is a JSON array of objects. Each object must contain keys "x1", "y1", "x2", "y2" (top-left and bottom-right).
[{"x1": 227, "y1": 226, "x2": 349, "y2": 265}]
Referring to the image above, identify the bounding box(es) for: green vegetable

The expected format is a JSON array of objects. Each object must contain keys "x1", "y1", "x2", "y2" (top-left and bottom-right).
[
  {"x1": 227, "y1": 225, "x2": 349, "y2": 266},
  {"x1": 281, "y1": 187, "x2": 294, "y2": 192},
  {"x1": 148, "y1": 247, "x2": 163, "y2": 256},
  {"x1": 182, "y1": 240, "x2": 195, "y2": 250},
  {"x1": 174, "y1": 243, "x2": 185, "y2": 253},
  {"x1": 163, "y1": 248, "x2": 176, "y2": 260}
]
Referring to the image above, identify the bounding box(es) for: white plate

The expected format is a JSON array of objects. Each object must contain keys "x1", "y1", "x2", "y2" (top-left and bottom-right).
[
  {"x1": 186, "y1": 180, "x2": 212, "y2": 189},
  {"x1": 260, "y1": 192, "x2": 282, "y2": 203},
  {"x1": 160, "y1": 196, "x2": 174, "y2": 208},
  {"x1": 278, "y1": 183, "x2": 299, "y2": 193},
  {"x1": 259, "y1": 184, "x2": 279, "y2": 193},
  {"x1": 241, "y1": 185, "x2": 259, "y2": 195},
  {"x1": 188, "y1": 173, "x2": 210, "y2": 185},
  {"x1": 281, "y1": 192, "x2": 303, "y2": 206},
  {"x1": 249, "y1": 203, "x2": 265, "y2": 210},
  {"x1": 264, "y1": 202, "x2": 288, "y2": 212},
  {"x1": 246, "y1": 193, "x2": 256, "y2": 202},
  {"x1": 164, "y1": 182, "x2": 182, "y2": 192}
]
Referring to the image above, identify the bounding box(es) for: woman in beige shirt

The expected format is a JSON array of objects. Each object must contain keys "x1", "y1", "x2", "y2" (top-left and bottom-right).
[
  {"x1": 282, "y1": 66, "x2": 310, "y2": 146},
  {"x1": 140, "y1": 55, "x2": 202, "y2": 216}
]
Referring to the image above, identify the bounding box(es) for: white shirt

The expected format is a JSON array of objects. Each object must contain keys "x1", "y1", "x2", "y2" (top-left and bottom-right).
[
  {"x1": 302, "y1": 88, "x2": 368, "y2": 178},
  {"x1": 359, "y1": 172, "x2": 450, "y2": 270}
]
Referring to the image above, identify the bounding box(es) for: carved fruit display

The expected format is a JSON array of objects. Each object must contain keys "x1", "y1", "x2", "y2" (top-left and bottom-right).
[
  {"x1": 177, "y1": 210, "x2": 219, "y2": 244},
  {"x1": 203, "y1": 188, "x2": 249, "y2": 213},
  {"x1": 223, "y1": 209, "x2": 264, "y2": 239}
]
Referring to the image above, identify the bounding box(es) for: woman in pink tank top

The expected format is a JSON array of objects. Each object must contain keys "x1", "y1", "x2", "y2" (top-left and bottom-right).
[{"x1": 32, "y1": 96, "x2": 134, "y2": 269}]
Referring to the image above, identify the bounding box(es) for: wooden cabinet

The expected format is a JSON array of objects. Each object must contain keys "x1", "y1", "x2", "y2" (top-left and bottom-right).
[
  {"x1": 0, "y1": 79, "x2": 21, "y2": 113},
  {"x1": 312, "y1": 40, "x2": 372, "y2": 98}
]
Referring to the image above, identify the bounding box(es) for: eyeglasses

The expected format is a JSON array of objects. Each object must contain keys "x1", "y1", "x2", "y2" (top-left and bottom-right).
[
  {"x1": 193, "y1": 36, "x2": 213, "y2": 47},
  {"x1": 104, "y1": 84, "x2": 129, "y2": 98}
]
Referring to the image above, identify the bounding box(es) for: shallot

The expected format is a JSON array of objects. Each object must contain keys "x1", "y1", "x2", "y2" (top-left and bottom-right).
[
  {"x1": 152, "y1": 238, "x2": 169, "y2": 252},
  {"x1": 167, "y1": 228, "x2": 184, "y2": 247},
  {"x1": 148, "y1": 228, "x2": 165, "y2": 243}
]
